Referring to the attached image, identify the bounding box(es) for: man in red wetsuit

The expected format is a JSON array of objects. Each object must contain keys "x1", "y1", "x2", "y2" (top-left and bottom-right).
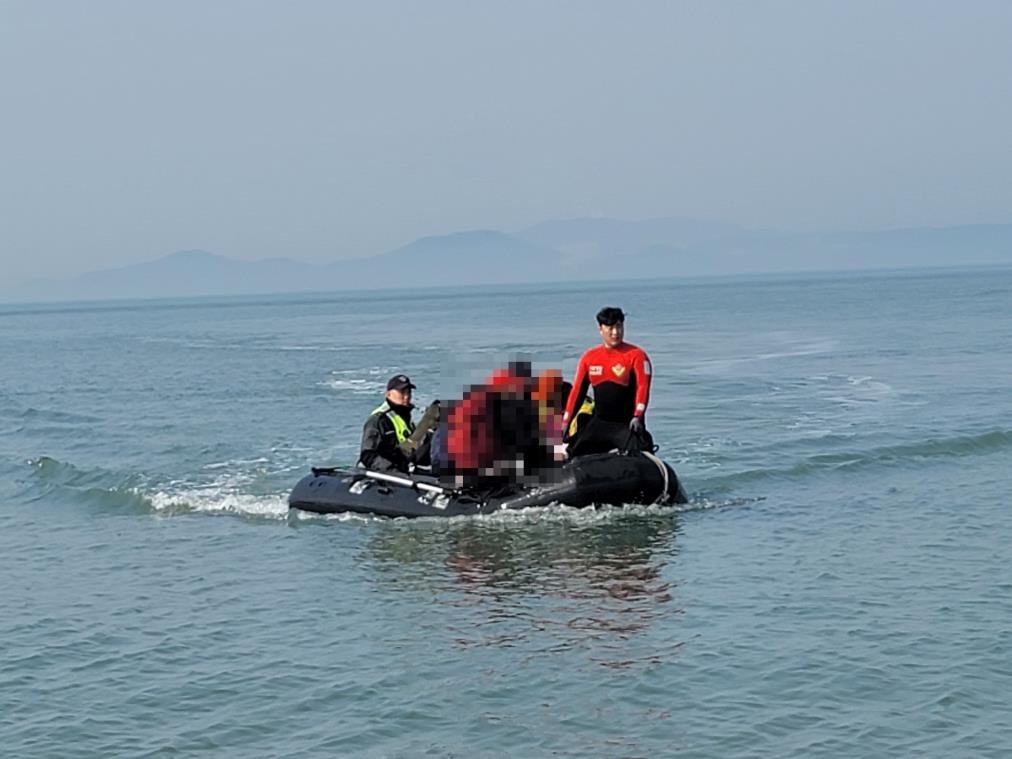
[{"x1": 563, "y1": 307, "x2": 654, "y2": 456}]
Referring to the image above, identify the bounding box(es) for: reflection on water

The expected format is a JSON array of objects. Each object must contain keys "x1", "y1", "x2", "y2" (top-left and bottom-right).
[{"x1": 365, "y1": 512, "x2": 685, "y2": 669}]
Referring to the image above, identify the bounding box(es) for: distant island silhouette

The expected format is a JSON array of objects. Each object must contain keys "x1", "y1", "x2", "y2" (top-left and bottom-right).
[{"x1": 8, "y1": 218, "x2": 1012, "y2": 302}]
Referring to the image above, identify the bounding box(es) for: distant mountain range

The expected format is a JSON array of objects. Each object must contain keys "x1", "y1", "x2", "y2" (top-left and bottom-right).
[{"x1": 7, "y1": 219, "x2": 1012, "y2": 302}]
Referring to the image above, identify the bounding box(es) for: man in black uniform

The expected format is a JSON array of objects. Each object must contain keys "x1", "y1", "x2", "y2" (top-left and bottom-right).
[{"x1": 360, "y1": 374, "x2": 437, "y2": 473}]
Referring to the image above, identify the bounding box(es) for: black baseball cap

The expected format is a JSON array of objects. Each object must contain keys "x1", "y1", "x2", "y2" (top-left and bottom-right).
[{"x1": 386, "y1": 374, "x2": 416, "y2": 391}]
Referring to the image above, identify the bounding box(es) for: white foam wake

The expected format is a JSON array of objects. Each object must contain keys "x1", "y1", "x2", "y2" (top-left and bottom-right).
[{"x1": 144, "y1": 487, "x2": 289, "y2": 518}]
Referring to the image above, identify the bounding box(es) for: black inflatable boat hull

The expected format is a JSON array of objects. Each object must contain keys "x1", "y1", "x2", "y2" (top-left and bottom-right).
[{"x1": 288, "y1": 452, "x2": 688, "y2": 518}]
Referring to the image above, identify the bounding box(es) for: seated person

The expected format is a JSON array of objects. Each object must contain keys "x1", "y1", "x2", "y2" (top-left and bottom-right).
[
  {"x1": 359, "y1": 374, "x2": 438, "y2": 473},
  {"x1": 443, "y1": 361, "x2": 546, "y2": 488},
  {"x1": 533, "y1": 370, "x2": 567, "y2": 461}
]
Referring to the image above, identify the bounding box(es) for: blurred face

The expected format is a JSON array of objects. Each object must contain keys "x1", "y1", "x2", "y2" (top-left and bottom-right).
[
  {"x1": 551, "y1": 385, "x2": 566, "y2": 411},
  {"x1": 598, "y1": 320, "x2": 625, "y2": 349},
  {"x1": 386, "y1": 387, "x2": 412, "y2": 406}
]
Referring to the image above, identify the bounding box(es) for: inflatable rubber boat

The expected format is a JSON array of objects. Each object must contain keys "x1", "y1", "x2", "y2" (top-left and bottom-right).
[{"x1": 288, "y1": 451, "x2": 688, "y2": 518}]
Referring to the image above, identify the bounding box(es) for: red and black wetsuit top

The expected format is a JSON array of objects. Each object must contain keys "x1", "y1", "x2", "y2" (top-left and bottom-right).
[{"x1": 563, "y1": 343, "x2": 652, "y2": 424}]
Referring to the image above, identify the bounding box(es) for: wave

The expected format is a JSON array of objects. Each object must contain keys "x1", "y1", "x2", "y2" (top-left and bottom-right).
[
  {"x1": 26, "y1": 456, "x2": 131, "y2": 489},
  {"x1": 21, "y1": 456, "x2": 289, "y2": 519},
  {"x1": 689, "y1": 338, "x2": 839, "y2": 374},
  {"x1": 2, "y1": 406, "x2": 103, "y2": 425},
  {"x1": 695, "y1": 428, "x2": 1012, "y2": 492},
  {"x1": 320, "y1": 367, "x2": 394, "y2": 395},
  {"x1": 144, "y1": 488, "x2": 289, "y2": 518},
  {"x1": 19, "y1": 456, "x2": 148, "y2": 510},
  {"x1": 24, "y1": 407, "x2": 104, "y2": 424},
  {"x1": 812, "y1": 428, "x2": 1012, "y2": 462},
  {"x1": 278, "y1": 344, "x2": 345, "y2": 352},
  {"x1": 321, "y1": 377, "x2": 388, "y2": 394}
]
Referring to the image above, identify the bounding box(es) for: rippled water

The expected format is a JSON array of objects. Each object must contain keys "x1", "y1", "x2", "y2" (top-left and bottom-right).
[{"x1": 2, "y1": 268, "x2": 1011, "y2": 757}]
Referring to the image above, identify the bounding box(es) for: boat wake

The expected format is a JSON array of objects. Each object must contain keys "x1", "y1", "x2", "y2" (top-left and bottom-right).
[{"x1": 21, "y1": 456, "x2": 290, "y2": 519}]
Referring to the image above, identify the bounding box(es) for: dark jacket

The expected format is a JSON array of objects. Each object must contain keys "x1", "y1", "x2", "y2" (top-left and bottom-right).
[{"x1": 359, "y1": 402, "x2": 414, "y2": 473}]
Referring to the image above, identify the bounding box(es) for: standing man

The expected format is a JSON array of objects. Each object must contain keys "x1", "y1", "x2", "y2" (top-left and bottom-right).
[
  {"x1": 360, "y1": 374, "x2": 435, "y2": 473},
  {"x1": 563, "y1": 307, "x2": 654, "y2": 456}
]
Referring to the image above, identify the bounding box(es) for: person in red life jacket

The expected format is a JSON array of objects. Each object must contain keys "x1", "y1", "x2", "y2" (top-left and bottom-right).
[
  {"x1": 563, "y1": 307, "x2": 654, "y2": 456},
  {"x1": 532, "y1": 369, "x2": 568, "y2": 461},
  {"x1": 444, "y1": 361, "x2": 545, "y2": 487}
]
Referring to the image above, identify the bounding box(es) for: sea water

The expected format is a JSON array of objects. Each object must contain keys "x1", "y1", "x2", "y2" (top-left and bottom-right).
[{"x1": 1, "y1": 267, "x2": 1011, "y2": 757}]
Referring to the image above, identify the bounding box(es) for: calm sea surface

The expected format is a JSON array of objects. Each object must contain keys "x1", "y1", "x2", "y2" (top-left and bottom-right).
[{"x1": 2, "y1": 267, "x2": 1011, "y2": 757}]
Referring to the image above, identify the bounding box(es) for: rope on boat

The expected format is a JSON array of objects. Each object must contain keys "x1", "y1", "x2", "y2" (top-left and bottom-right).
[{"x1": 640, "y1": 450, "x2": 670, "y2": 504}]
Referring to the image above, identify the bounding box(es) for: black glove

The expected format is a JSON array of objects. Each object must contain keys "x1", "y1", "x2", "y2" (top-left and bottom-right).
[
  {"x1": 629, "y1": 416, "x2": 645, "y2": 436},
  {"x1": 561, "y1": 421, "x2": 571, "y2": 444}
]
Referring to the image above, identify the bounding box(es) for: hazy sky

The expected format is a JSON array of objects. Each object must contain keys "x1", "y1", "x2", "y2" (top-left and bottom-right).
[{"x1": 2, "y1": 1, "x2": 1011, "y2": 282}]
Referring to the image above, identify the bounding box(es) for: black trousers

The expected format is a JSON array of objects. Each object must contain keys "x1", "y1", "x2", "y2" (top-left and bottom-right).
[{"x1": 567, "y1": 416, "x2": 653, "y2": 457}]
